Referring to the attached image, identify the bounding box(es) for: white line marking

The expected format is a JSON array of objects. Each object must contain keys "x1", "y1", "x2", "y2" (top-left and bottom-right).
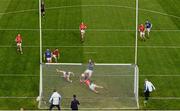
[
  {"x1": 0, "y1": 5, "x2": 180, "y2": 20},
  {"x1": 45, "y1": 63, "x2": 82, "y2": 65},
  {"x1": 0, "y1": 28, "x2": 135, "y2": 31},
  {"x1": 0, "y1": 9, "x2": 37, "y2": 15},
  {"x1": 151, "y1": 97, "x2": 180, "y2": 100},
  {"x1": 0, "y1": 74, "x2": 39, "y2": 77},
  {"x1": 95, "y1": 63, "x2": 132, "y2": 66},
  {"x1": 45, "y1": 63, "x2": 132, "y2": 66},
  {"x1": 0, "y1": 28, "x2": 180, "y2": 32},
  {"x1": 0, "y1": 96, "x2": 180, "y2": 100},
  {"x1": 0, "y1": 74, "x2": 179, "y2": 77},
  {"x1": 1, "y1": 45, "x2": 180, "y2": 48},
  {"x1": 84, "y1": 52, "x2": 97, "y2": 54},
  {"x1": 152, "y1": 29, "x2": 180, "y2": 32},
  {"x1": 0, "y1": 97, "x2": 36, "y2": 99},
  {"x1": 61, "y1": 108, "x2": 138, "y2": 110},
  {"x1": 140, "y1": 75, "x2": 180, "y2": 77}
]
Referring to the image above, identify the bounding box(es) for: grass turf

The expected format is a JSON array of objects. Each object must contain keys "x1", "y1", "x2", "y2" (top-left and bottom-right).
[
  {"x1": 0, "y1": 0, "x2": 179, "y2": 110},
  {"x1": 41, "y1": 65, "x2": 137, "y2": 109}
]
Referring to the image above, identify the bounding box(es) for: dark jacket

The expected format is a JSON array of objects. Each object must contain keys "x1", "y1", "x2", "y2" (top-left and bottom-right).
[{"x1": 71, "y1": 99, "x2": 80, "y2": 110}]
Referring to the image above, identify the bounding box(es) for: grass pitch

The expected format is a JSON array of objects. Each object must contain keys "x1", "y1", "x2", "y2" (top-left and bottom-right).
[{"x1": 0, "y1": 0, "x2": 180, "y2": 110}]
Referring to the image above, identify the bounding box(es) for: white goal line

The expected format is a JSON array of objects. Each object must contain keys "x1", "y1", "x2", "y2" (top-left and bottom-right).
[
  {"x1": 0, "y1": 96, "x2": 36, "y2": 99},
  {"x1": 38, "y1": 107, "x2": 138, "y2": 110},
  {"x1": 0, "y1": 74, "x2": 180, "y2": 77},
  {"x1": 45, "y1": 63, "x2": 132, "y2": 66},
  {"x1": 57, "y1": 107, "x2": 139, "y2": 110},
  {"x1": 45, "y1": 63, "x2": 82, "y2": 65},
  {"x1": 0, "y1": 96, "x2": 180, "y2": 100}
]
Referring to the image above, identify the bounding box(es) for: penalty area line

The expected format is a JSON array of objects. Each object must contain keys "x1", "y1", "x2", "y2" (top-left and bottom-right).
[
  {"x1": 84, "y1": 51, "x2": 97, "y2": 54},
  {"x1": 1, "y1": 45, "x2": 180, "y2": 49},
  {"x1": 151, "y1": 97, "x2": 180, "y2": 100},
  {"x1": 0, "y1": 96, "x2": 36, "y2": 99}
]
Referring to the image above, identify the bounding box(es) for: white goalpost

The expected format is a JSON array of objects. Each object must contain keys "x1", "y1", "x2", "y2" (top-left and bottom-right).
[{"x1": 38, "y1": 0, "x2": 43, "y2": 109}]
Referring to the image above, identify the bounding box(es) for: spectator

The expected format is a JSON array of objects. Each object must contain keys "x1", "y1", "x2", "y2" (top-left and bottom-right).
[
  {"x1": 49, "y1": 89, "x2": 61, "y2": 110},
  {"x1": 71, "y1": 94, "x2": 80, "y2": 110}
]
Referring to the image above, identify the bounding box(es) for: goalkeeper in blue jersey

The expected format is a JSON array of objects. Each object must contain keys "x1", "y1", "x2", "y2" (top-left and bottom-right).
[
  {"x1": 145, "y1": 20, "x2": 152, "y2": 38},
  {"x1": 44, "y1": 49, "x2": 52, "y2": 63},
  {"x1": 84, "y1": 59, "x2": 95, "y2": 79}
]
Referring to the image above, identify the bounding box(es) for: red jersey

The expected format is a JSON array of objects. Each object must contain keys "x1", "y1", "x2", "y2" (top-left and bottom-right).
[
  {"x1": 139, "y1": 25, "x2": 145, "y2": 32},
  {"x1": 16, "y1": 35, "x2": 22, "y2": 43},
  {"x1": 80, "y1": 23, "x2": 87, "y2": 30},
  {"x1": 53, "y1": 50, "x2": 59, "y2": 56},
  {"x1": 84, "y1": 79, "x2": 90, "y2": 86}
]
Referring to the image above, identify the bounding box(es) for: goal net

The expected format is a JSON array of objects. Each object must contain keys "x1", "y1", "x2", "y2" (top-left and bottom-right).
[{"x1": 38, "y1": 63, "x2": 139, "y2": 109}]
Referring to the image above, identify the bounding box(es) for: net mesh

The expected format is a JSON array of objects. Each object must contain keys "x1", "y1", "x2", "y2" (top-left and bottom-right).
[{"x1": 39, "y1": 63, "x2": 138, "y2": 109}]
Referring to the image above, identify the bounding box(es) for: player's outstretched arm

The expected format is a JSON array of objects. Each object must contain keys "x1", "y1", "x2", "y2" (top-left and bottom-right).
[{"x1": 56, "y1": 69, "x2": 64, "y2": 73}]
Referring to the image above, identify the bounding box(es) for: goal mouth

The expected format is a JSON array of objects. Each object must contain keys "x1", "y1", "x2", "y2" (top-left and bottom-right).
[{"x1": 39, "y1": 63, "x2": 139, "y2": 109}]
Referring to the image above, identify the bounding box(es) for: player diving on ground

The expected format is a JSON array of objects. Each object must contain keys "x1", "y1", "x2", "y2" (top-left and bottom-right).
[
  {"x1": 84, "y1": 79, "x2": 103, "y2": 93},
  {"x1": 56, "y1": 69, "x2": 74, "y2": 83}
]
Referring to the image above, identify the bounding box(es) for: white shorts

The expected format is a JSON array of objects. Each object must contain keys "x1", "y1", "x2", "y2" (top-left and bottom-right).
[
  {"x1": 89, "y1": 83, "x2": 96, "y2": 90},
  {"x1": 46, "y1": 57, "x2": 51, "y2": 61},
  {"x1": 81, "y1": 30, "x2": 85, "y2": 34},
  {"x1": 63, "y1": 73, "x2": 70, "y2": 78},
  {"x1": 146, "y1": 28, "x2": 151, "y2": 32},
  {"x1": 140, "y1": 32, "x2": 145, "y2": 37},
  {"x1": 84, "y1": 69, "x2": 93, "y2": 77},
  {"x1": 17, "y1": 43, "x2": 21, "y2": 47}
]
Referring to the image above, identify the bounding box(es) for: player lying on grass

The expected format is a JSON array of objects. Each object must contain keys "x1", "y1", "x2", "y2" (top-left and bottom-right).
[
  {"x1": 84, "y1": 59, "x2": 95, "y2": 78},
  {"x1": 56, "y1": 69, "x2": 74, "y2": 82},
  {"x1": 52, "y1": 48, "x2": 60, "y2": 63},
  {"x1": 145, "y1": 20, "x2": 152, "y2": 38},
  {"x1": 79, "y1": 22, "x2": 87, "y2": 42},
  {"x1": 15, "y1": 34, "x2": 23, "y2": 54},
  {"x1": 44, "y1": 49, "x2": 52, "y2": 63},
  {"x1": 138, "y1": 24, "x2": 146, "y2": 41},
  {"x1": 84, "y1": 79, "x2": 103, "y2": 93}
]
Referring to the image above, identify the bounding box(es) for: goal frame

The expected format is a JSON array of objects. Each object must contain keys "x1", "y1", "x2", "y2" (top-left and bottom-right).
[{"x1": 38, "y1": 63, "x2": 139, "y2": 109}]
